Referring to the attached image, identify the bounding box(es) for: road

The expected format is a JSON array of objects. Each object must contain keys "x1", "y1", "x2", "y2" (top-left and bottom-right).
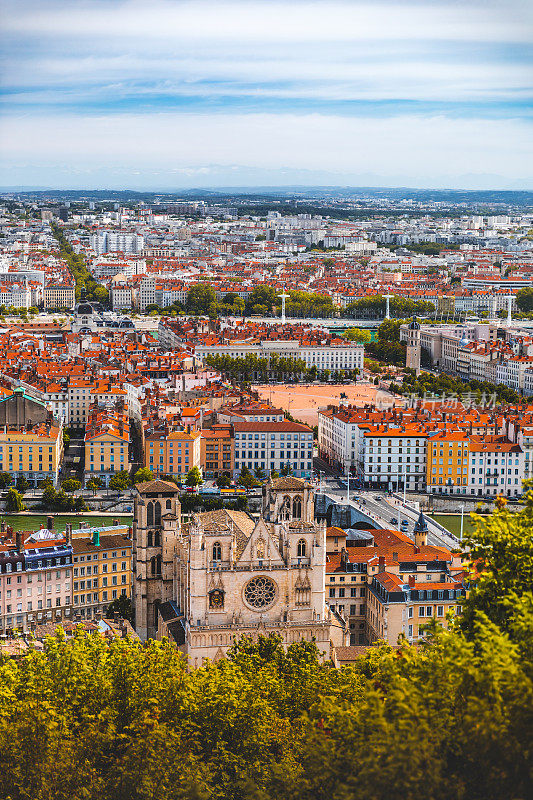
[{"x1": 319, "y1": 478, "x2": 459, "y2": 550}]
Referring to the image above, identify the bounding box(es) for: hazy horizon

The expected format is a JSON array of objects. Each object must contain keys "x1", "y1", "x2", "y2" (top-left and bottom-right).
[{"x1": 1, "y1": 0, "x2": 532, "y2": 191}]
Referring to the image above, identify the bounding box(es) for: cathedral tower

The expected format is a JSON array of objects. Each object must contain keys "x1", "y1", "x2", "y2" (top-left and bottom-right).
[{"x1": 132, "y1": 479, "x2": 181, "y2": 640}]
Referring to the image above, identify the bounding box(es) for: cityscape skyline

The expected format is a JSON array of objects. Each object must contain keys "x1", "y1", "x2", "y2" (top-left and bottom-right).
[{"x1": 1, "y1": 0, "x2": 532, "y2": 190}]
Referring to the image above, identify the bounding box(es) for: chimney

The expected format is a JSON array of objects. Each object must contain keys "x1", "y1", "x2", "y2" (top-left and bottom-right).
[
  {"x1": 408, "y1": 574, "x2": 416, "y2": 588},
  {"x1": 378, "y1": 555, "x2": 385, "y2": 570},
  {"x1": 15, "y1": 531, "x2": 22, "y2": 552},
  {"x1": 65, "y1": 523, "x2": 72, "y2": 544},
  {"x1": 47, "y1": 515, "x2": 54, "y2": 531}
]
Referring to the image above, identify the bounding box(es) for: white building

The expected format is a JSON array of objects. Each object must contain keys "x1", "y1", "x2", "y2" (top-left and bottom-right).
[{"x1": 233, "y1": 421, "x2": 314, "y2": 478}]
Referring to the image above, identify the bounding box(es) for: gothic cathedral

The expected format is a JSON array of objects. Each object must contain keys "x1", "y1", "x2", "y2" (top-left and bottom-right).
[{"x1": 132, "y1": 477, "x2": 347, "y2": 665}]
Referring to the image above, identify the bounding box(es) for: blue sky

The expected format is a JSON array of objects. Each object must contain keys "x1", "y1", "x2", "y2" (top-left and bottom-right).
[{"x1": 1, "y1": 0, "x2": 532, "y2": 189}]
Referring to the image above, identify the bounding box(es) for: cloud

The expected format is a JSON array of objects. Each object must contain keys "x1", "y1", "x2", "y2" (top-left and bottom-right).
[{"x1": 0, "y1": 0, "x2": 531, "y2": 187}]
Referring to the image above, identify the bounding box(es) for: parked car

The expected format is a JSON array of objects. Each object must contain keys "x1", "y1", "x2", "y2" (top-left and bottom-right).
[{"x1": 390, "y1": 517, "x2": 398, "y2": 525}]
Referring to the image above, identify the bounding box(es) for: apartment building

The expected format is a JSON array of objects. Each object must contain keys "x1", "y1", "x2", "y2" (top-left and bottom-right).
[
  {"x1": 71, "y1": 525, "x2": 132, "y2": 619},
  {"x1": 426, "y1": 431, "x2": 470, "y2": 494},
  {"x1": 468, "y1": 435, "x2": 523, "y2": 497},
  {"x1": 68, "y1": 378, "x2": 94, "y2": 427},
  {"x1": 359, "y1": 425, "x2": 428, "y2": 492},
  {"x1": 84, "y1": 405, "x2": 130, "y2": 486},
  {"x1": 200, "y1": 424, "x2": 234, "y2": 478},
  {"x1": 43, "y1": 283, "x2": 76, "y2": 309},
  {"x1": 367, "y1": 572, "x2": 465, "y2": 644},
  {"x1": 233, "y1": 420, "x2": 314, "y2": 478},
  {"x1": 0, "y1": 420, "x2": 63, "y2": 486},
  {"x1": 325, "y1": 517, "x2": 465, "y2": 646},
  {"x1": 0, "y1": 524, "x2": 73, "y2": 635},
  {"x1": 144, "y1": 428, "x2": 202, "y2": 480}
]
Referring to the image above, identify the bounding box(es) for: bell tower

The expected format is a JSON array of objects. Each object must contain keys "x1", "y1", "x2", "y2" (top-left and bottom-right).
[
  {"x1": 132, "y1": 479, "x2": 181, "y2": 640},
  {"x1": 406, "y1": 316, "x2": 421, "y2": 375}
]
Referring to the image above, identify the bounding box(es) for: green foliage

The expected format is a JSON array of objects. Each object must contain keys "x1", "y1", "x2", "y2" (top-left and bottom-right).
[
  {"x1": 15, "y1": 476, "x2": 29, "y2": 494},
  {"x1": 398, "y1": 371, "x2": 520, "y2": 405},
  {"x1": 0, "y1": 472, "x2": 13, "y2": 490},
  {"x1": 342, "y1": 327, "x2": 371, "y2": 343},
  {"x1": 344, "y1": 295, "x2": 435, "y2": 320},
  {"x1": 366, "y1": 339, "x2": 406, "y2": 366},
  {"x1": 62, "y1": 430, "x2": 70, "y2": 447},
  {"x1": 238, "y1": 466, "x2": 261, "y2": 489},
  {"x1": 460, "y1": 488, "x2": 533, "y2": 639},
  {"x1": 62, "y1": 478, "x2": 81, "y2": 493},
  {"x1": 105, "y1": 593, "x2": 133, "y2": 622},
  {"x1": 50, "y1": 223, "x2": 109, "y2": 304},
  {"x1": 134, "y1": 467, "x2": 153, "y2": 484},
  {"x1": 41, "y1": 484, "x2": 86, "y2": 512},
  {"x1": 204, "y1": 352, "x2": 350, "y2": 383},
  {"x1": 186, "y1": 466, "x2": 203, "y2": 487},
  {"x1": 377, "y1": 318, "x2": 403, "y2": 341},
  {"x1": 186, "y1": 283, "x2": 217, "y2": 315},
  {"x1": 109, "y1": 470, "x2": 132, "y2": 490},
  {"x1": 87, "y1": 477, "x2": 103, "y2": 494},
  {"x1": 515, "y1": 287, "x2": 533, "y2": 312},
  {"x1": 5, "y1": 487, "x2": 24, "y2": 512},
  {"x1": 216, "y1": 474, "x2": 231, "y2": 488}
]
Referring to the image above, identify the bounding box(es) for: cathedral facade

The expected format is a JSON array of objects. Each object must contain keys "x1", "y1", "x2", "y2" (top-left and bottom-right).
[{"x1": 132, "y1": 477, "x2": 347, "y2": 665}]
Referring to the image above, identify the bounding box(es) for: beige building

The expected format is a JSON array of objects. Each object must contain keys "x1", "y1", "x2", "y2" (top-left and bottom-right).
[
  {"x1": 43, "y1": 283, "x2": 76, "y2": 309},
  {"x1": 132, "y1": 477, "x2": 347, "y2": 664},
  {"x1": 84, "y1": 405, "x2": 130, "y2": 486},
  {"x1": 144, "y1": 428, "x2": 202, "y2": 480},
  {"x1": 71, "y1": 524, "x2": 132, "y2": 619}
]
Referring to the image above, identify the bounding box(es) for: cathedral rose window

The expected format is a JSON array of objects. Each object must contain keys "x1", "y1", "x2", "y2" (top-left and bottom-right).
[{"x1": 244, "y1": 576, "x2": 276, "y2": 609}]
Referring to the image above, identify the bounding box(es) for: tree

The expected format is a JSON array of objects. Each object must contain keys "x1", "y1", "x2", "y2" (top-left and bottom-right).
[
  {"x1": 186, "y1": 466, "x2": 203, "y2": 487},
  {"x1": 0, "y1": 472, "x2": 13, "y2": 490},
  {"x1": 186, "y1": 283, "x2": 217, "y2": 315},
  {"x1": 105, "y1": 594, "x2": 133, "y2": 622},
  {"x1": 216, "y1": 474, "x2": 231, "y2": 488},
  {"x1": 280, "y1": 464, "x2": 293, "y2": 476},
  {"x1": 15, "y1": 476, "x2": 30, "y2": 494},
  {"x1": 460, "y1": 486, "x2": 533, "y2": 640},
  {"x1": 134, "y1": 467, "x2": 153, "y2": 484},
  {"x1": 109, "y1": 470, "x2": 131, "y2": 491},
  {"x1": 41, "y1": 484, "x2": 57, "y2": 508},
  {"x1": 238, "y1": 466, "x2": 261, "y2": 489},
  {"x1": 62, "y1": 430, "x2": 70, "y2": 447},
  {"x1": 87, "y1": 477, "x2": 103, "y2": 495},
  {"x1": 343, "y1": 327, "x2": 371, "y2": 343},
  {"x1": 515, "y1": 287, "x2": 533, "y2": 312},
  {"x1": 5, "y1": 487, "x2": 24, "y2": 512},
  {"x1": 62, "y1": 478, "x2": 81, "y2": 493}
]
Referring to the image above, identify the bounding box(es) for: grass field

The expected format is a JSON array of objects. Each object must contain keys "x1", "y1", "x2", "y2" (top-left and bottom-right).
[
  {"x1": 430, "y1": 513, "x2": 475, "y2": 538},
  {"x1": 1, "y1": 514, "x2": 133, "y2": 533}
]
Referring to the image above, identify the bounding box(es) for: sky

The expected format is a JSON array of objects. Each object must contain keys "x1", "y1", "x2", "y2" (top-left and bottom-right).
[{"x1": 0, "y1": 0, "x2": 532, "y2": 191}]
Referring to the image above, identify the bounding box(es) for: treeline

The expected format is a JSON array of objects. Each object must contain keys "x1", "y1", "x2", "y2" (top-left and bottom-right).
[
  {"x1": 51, "y1": 224, "x2": 109, "y2": 304},
  {"x1": 204, "y1": 353, "x2": 358, "y2": 383},
  {"x1": 392, "y1": 370, "x2": 521, "y2": 405},
  {"x1": 1, "y1": 502, "x2": 532, "y2": 799},
  {"x1": 343, "y1": 295, "x2": 435, "y2": 319}
]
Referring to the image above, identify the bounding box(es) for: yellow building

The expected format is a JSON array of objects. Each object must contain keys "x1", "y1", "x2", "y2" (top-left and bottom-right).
[
  {"x1": 426, "y1": 430, "x2": 470, "y2": 495},
  {"x1": 84, "y1": 406, "x2": 130, "y2": 487},
  {"x1": 144, "y1": 428, "x2": 201, "y2": 480},
  {"x1": 0, "y1": 422, "x2": 63, "y2": 487},
  {"x1": 71, "y1": 524, "x2": 132, "y2": 620}
]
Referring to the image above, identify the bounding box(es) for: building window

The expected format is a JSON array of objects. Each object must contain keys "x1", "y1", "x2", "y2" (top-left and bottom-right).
[
  {"x1": 212, "y1": 541, "x2": 222, "y2": 561},
  {"x1": 297, "y1": 539, "x2": 306, "y2": 558}
]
